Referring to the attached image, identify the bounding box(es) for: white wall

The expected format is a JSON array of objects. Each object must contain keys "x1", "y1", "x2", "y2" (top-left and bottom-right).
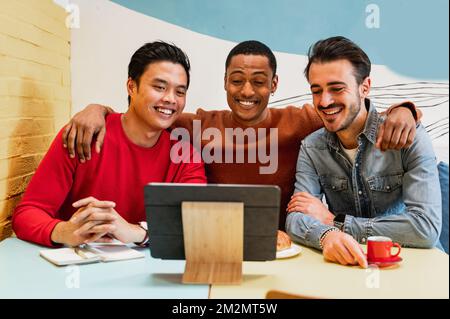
[{"x1": 69, "y1": 0, "x2": 448, "y2": 162}]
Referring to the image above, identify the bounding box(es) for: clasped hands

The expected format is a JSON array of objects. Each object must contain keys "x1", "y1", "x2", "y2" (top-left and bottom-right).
[
  {"x1": 287, "y1": 192, "x2": 368, "y2": 268},
  {"x1": 51, "y1": 197, "x2": 146, "y2": 247}
]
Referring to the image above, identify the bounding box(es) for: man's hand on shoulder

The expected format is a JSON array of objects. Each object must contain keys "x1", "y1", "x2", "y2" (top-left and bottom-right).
[
  {"x1": 62, "y1": 104, "x2": 114, "y2": 163},
  {"x1": 376, "y1": 105, "x2": 417, "y2": 151}
]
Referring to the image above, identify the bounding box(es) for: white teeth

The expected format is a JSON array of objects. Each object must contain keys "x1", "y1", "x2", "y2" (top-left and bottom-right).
[
  {"x1": 155, "y1": 107, "x2": 174, "y2": 115},
  {"x1": 323, "y1": 109, "x2": 341, "y2": 115},
  {"x1": 239, "y1": 100, "x2": 256, "y2": 106}
]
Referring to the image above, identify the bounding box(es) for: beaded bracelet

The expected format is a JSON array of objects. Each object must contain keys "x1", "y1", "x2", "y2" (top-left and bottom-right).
[{"x1": 319, "y1": 227, "x2": 341, "y2": 249}]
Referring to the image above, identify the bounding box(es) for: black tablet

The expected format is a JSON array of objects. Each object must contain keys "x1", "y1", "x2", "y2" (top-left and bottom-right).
[{"x1": 144, "y1": 183, "x2": 280, "y2": 261}]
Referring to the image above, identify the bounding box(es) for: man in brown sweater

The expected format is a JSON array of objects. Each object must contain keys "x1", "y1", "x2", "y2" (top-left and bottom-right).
[{"x1": 62, "y1": 40, "x2": 418, "y2": 246}]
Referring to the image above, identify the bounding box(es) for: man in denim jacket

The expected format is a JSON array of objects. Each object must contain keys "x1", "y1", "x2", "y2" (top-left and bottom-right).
[{"x1": 286, "y1": 36, "x2": 441, "y2": 268}]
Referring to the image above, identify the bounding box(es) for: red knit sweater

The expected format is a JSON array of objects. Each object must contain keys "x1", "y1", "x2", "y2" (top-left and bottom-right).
[{"x1": 12, "y1": 114, "x2": 206, "y2": 246}]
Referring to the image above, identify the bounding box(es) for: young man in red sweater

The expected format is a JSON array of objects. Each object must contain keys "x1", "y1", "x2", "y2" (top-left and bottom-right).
[
  {"x1": 12, "y1": 42, "x2": 206, "y2": 247},
  {"x1": 59, "y1": 41, "x2": 418, "y2": 248}
]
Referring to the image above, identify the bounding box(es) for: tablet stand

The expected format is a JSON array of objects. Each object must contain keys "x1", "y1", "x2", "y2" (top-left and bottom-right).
[{"x1": 181, "y1": 201, "x2": 243, "y2": 284}]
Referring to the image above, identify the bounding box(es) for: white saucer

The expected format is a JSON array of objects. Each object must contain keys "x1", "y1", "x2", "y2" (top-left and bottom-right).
[{"x1": 276, "y1": 244, "x2": 302, "y2": 259}]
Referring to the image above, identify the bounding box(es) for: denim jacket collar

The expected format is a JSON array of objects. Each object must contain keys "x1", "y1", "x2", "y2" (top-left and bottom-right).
[{"x1": 326, "y1": 99, "x2": 381, "y2": 151}]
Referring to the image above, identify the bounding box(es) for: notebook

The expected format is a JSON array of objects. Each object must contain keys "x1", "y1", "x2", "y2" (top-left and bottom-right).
[{"x1": 39, "y1": 242, "x2": 145, "y2": 266}]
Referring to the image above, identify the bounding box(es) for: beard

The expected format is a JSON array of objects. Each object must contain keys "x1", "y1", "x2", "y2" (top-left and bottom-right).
[
  {"x1": 336, "y1": 103, "x2": 361, "y2": 133},
  {"x1": 326, "y1": 92, "x2": 362, "y2": 133}
]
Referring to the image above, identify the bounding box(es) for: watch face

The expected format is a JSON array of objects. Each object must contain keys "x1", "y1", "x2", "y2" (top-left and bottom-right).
[
  {"x1": 333, "y1": 214, "x2": 345, "y2": 231},
  {"x1": 335, "y1": 214, "x2": 346, "y2": 223}
]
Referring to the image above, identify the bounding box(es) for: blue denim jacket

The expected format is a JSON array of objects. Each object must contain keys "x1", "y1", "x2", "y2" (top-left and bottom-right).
[{"x1": 286, "y1": 100, "x2": 442, "y2": 250}]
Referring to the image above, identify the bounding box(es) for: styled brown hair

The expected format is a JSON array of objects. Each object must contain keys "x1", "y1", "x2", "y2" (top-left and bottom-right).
[{"x1": 304, "y1": 36, "x2": 371, "y2": 85}]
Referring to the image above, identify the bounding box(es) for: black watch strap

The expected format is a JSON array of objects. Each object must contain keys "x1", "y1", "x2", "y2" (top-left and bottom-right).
[{"x1": 333, "y1": 214, "x2": 346, "y2": 231}]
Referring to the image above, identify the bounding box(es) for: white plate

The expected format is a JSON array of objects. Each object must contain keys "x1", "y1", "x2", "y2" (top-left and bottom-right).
[{"x1": 276, "y1": 244, "x2": 302, "y2": 259}]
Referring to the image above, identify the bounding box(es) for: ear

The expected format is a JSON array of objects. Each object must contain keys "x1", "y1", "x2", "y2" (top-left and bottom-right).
[
  {"x1": 127, "y1": 77, "x2": 137, "y2": 97},
  {"x1": 223, "y1": 73, "x2": 227, "y2": 91},
  {"x1": 271, "y1": 74, "x2": 279, "y2": 94},
  {"x1": 360, "y1": 77, "x2": 371, "y2": 99}
]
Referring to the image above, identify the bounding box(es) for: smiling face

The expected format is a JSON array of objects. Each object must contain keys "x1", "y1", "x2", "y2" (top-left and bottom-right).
[
  {"x1": 224, "y1": 54, "x2": 278, "y2": 126},
  {"x1": 127, "y1": 61, "x2": 188, "y2": 131},
  {"x1": 308, "y1": 59, "x2": 370, "y2": 133}
]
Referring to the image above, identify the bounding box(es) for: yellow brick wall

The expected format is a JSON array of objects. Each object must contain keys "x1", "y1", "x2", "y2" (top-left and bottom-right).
[{"x1": 0, "y1": 0, "x2": 71, "y2": 240}]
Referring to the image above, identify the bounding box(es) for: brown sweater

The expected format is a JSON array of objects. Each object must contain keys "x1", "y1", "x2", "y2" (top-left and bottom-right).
[{"x1": 173, "y1": 105, "x2": 324, "y2": 230}]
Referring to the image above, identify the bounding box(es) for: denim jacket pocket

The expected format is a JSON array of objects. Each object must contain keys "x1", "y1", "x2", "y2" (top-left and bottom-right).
[
  {"x1": 320, "y1": 175, "x2": 352, "y2": 213},
  {"x1": 367, "y1": 173, "x2": 403, "y2": 213},
  {"x1": 367, "y1": 174, "x2": 403, "y2": 192},
  {"x1": 320, "y1": 175, "x2": 348, "y2": 191}
]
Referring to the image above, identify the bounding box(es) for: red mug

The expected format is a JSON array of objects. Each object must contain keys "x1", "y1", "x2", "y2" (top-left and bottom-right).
[{"x1": 367, "y1": 236, "x2": 401, "y2": 261}]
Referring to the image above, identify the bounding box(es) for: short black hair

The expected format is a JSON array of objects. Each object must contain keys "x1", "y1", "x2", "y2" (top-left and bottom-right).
[
  {"x1": 128, "y1": 41, "x2": 191, "y2": 104},
  {"x1": 304, "y1": 36, "x2": 371, "y2": 85},
  {"x1": 225, "y1": 40, "x2": 277, "y2": 77}
]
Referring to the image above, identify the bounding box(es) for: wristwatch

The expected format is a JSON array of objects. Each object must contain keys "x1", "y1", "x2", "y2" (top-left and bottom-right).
[
  {"x1": 135, "y1": 221, "x2": 149, "y2": 246},
  {"x1": 333, "y1": 214, "x2": 346, "y2": 231}
]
